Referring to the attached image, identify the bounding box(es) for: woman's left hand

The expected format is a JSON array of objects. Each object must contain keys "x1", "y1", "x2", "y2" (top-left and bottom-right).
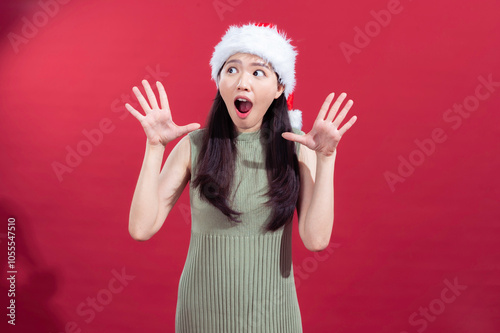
[{"x1": 282, "y1": 92, "x2": 357, "y2": 158}]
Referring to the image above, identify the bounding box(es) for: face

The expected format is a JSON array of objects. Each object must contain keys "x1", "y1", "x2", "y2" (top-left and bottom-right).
[{"x1": 218, "y1": 53, "x2": 284, "y2": 133}]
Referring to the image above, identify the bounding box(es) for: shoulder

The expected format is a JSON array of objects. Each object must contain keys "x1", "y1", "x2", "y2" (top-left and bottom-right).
[
  {"x1": 186, "y1": 128, "x2": 206, "y2": 173},
  {"x1": 291, "y1": 127, "x2": 305, "y2": 136},
  {"x1": 290, "y1": 127, "x2": 305, "y2": 156},
  {"x1": 291, "y1": 128, "x2": 315, "y2": 165},
  {"x1": 187, "y1": 128, "x2": 205, "y2": 143},
  {"x1": 187, "y1": 128, "x2": 208, "y2": 153}
]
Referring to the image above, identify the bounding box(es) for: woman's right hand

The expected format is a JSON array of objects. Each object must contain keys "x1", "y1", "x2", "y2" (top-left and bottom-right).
[{"x1": 125, "y1": 80, "x2": 200, "y2": 147}]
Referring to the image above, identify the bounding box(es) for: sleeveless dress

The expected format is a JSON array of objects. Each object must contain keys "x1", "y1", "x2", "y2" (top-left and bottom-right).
[{"x1": 175, "y1": 127, "x2": 305, "y2": 333}]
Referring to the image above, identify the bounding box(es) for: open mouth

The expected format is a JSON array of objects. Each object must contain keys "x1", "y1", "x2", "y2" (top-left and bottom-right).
[{"x1": 234, "y1": 98, "x2": 253, "y2": 114}]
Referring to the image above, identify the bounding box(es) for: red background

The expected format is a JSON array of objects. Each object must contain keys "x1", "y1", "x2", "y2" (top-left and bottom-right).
[{"x1": 1, "y1": 0, "x2": 499, "y2": 332}]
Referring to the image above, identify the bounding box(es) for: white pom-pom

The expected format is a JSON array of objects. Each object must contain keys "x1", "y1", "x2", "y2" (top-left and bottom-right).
[{"x1": 288, "y1": 109, "x2": 302, "y2": 130}]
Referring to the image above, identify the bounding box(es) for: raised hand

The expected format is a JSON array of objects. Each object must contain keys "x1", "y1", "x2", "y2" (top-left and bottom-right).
[
  {"x1": 125, "y1": 80, "x2": 200, "y2": 146},
  {"x1": 282, "y1": 92, "x2": 357, "y2": 157}
]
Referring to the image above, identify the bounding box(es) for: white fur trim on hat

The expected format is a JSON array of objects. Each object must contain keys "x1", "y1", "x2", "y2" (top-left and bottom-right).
[
  {"x1": 210, "y1": 23, "x2": 297, "y2": 98},
  {"x1": 288, "y1": 109, "x2": 302, "y2": 130}
]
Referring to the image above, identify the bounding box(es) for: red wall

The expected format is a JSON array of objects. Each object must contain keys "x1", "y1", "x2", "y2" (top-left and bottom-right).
[{"x1": 0, "y1": 0, "x2": 499, "y2": 332}]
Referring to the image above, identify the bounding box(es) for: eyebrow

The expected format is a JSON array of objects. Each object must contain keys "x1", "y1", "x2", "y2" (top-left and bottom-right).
[{"x1": 225, "y1": 59, "x2": 271, "y2": 70}]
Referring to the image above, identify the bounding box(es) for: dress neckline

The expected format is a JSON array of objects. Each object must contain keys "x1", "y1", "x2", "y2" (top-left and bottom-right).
[{"x1": 234, "y1": 128, "x2": 261, "y2": 142}]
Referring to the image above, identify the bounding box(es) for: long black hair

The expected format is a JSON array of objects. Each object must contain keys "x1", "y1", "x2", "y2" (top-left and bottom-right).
[{"x1": 191, "y1": 91, "x2": 300, "y2": 232}]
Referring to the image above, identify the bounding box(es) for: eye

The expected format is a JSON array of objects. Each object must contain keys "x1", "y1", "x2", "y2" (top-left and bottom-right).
[
  {"x1": 227, "y1": 67, "x2": 237, "y2": 74},
  {"x1": 253, "y1": 70, "x2": 265, "y2": 77}
]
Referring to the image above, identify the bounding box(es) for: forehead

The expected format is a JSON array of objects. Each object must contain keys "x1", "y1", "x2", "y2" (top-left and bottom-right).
[{"x1": 226, "y1": 53, "x2": 270, "y2": 65}]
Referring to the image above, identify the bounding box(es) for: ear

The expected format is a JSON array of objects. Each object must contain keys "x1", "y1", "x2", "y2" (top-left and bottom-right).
[{"x1": 274, "y1": 83, "x2": 285, "y2": 99}]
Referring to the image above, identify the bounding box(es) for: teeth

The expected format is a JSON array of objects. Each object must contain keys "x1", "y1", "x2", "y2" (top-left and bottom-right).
[{"x1": 237, "y1": 98, "x2": 247, "y2": 102}]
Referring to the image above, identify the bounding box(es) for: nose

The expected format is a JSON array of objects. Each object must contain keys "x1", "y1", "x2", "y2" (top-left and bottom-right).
[{"x1": 236, "y1": 72, "x2": 251, "y2": 91}]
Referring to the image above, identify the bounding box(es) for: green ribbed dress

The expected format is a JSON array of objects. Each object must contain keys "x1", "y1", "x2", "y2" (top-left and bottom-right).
[{"x1": 175, "y1": 127, "x2": 305, "y2": 333}]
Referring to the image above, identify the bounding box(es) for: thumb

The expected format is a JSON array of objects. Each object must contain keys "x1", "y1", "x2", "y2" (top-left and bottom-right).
[
  {"x1": 281, "y1": 132, "x2": 306, "y2": 145},
  {"x1": 178, "y1": 123, "x2": 201, "y2": 136}
]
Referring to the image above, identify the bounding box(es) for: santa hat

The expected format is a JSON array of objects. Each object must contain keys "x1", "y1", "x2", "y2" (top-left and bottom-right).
[{"x1": 210, "y1": 22, "x2": 302, "y2": 130}]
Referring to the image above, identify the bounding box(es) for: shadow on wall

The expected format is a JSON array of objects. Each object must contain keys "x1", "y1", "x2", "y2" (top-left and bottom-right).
[
  {"x1": 0, "y1": 1, "x2": 39, "y2": 34},
  {"x1": 0, "y1": 197, "x2": 65, "y2": 332},
  {"x1": 0, "y1": 0, "x2": 72, "y2": 55},
  {"x1": 0, "y1": 1, "x2": 68, "y2": 330}
]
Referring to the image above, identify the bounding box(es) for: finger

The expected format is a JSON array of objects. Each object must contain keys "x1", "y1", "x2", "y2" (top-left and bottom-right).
[
  {"x1": 132, "y1": 86, "x2": 152, "y2": 113},
  {"x1": 326, "y1": 92, "x2": 347, "y2": 123},
  {"x1": 316, "y1": 92, "x2": 335, "y2": 121},
  {"x1": 338, "y1": 115, "x2": 357, "y2": 136},
  {"x1": 142, "y1": 79, "x2": 160, "y2": 110},
  {"x1": 332, "y1": 99, "x2": 354, "y2": 128},
  {"x1": 156, "y1": 81, "x2": 171, "y2": 111},
  {"x1": 125, "y1": 103, "x2": 145, "y2": 121},
  {"x1": 177, "y1": 123, "x2": 201, "y2": 136},
  {"x1": 281, "y1": 132, "x2": 307, "y2": 145}
]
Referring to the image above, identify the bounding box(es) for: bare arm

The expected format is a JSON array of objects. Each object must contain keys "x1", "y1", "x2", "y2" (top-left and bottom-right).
[
  {"x1": 282, "y1": 92, "x2": 357, "y2": 252},
  {"x1": 296, "y1": 144, "x2": 336, "y2": 252},
  {"x1": 128, "y1": 135, "x2": 191, "y2": 241},
  {"x1": 125, "y1": 79, "x2": 200, "y2": 241}
]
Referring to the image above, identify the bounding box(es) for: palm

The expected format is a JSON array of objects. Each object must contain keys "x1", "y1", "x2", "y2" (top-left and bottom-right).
[
  {"x1": 125, "y1": 80, "x2": 200, "y2": 146},
  {"x1": 138, "y1": 106, "x2": 182, "y2": 146},
  {"x1": 282, "y1": 92, "x2": 357, "y2": 157}
]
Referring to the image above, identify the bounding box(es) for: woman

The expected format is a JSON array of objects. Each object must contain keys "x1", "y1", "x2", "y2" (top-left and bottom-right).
[{"x1": 125, "y1": 23, "x2": 357, "y2": 332}]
